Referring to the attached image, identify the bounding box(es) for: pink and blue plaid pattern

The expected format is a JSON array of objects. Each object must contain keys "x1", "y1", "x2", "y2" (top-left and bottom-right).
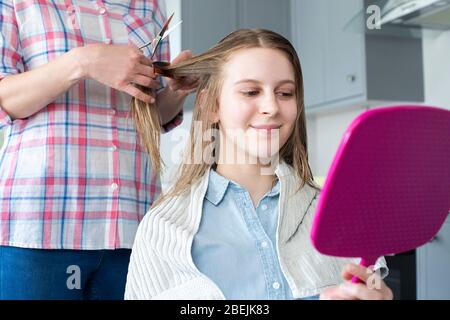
[{"x1": 0, "y1": 0, "x2": 181, "y2": 249}]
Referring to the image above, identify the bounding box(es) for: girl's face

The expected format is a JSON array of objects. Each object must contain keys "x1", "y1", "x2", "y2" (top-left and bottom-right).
[{"x1": 216, "y1": 47, "x2": 298, "y2": 163}]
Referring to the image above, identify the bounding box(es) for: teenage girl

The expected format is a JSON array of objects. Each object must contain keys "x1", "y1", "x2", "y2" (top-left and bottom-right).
[{"x1": 125, "y1": 29, "x2": 393, "y2": 300}]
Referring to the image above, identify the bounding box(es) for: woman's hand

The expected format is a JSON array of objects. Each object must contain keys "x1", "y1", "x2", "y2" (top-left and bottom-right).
[
  {"x1": 164, "y1": 50, "x2": 199, "y2": 97},
  {"x1": 155, "y1": 50, "x2": 199, "y2": 125},
  {"x1": 320, "y1": 263, "x2": 393, "y2": 300},
  {"x1": 76, "y1": 43, "x2": 160, "y2": 103}
]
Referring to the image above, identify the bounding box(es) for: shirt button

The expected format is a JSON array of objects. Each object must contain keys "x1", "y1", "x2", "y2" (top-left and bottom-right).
[
  {"x1": 105, "y1": 38, "x2": 112, "y2": 44},
  {"x1": 111, "y1": 183, "x2": 119, "y2": 191},
  {"x1": 272, "y1": 282, "x2": 280, "y2": 290},
  {"x1": 111, "y1": 144, "x2": 117, "y2": 152},
  {"x1": 67, "y1": 5, "x2": 74, "y2": 12},
  {"x1": 99, "y1": 7, "x2": 107, "y2": 15},
  {"x1": 261, "y1": 204, "x2": 268, "y2": 211},
  {"x1": 261, "y1": 241, "x2": 268, "y2": 248},
  {"x1": 110, "y1": 109, "x2": 116, "y2": 116}
]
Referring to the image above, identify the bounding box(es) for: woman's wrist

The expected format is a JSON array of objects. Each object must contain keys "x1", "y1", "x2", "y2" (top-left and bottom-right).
[
  {"x1": 67, "y1": 46, "x2": 92, "y2": 82},
  {"x1": 156, "y1": 85, "x2": 187, "y2": 125}
]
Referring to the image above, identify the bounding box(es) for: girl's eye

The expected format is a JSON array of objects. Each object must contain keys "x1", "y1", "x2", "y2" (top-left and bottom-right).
[
  {"x1": 241, "y1": 90, "x2": 260, "y2": 97},
  {"x1": 277, "y1": 91, "x2": 295, "y2": 98}
]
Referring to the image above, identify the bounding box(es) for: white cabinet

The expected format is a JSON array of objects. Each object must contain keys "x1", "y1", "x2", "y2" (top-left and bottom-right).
[
  {"x1": 325, "y1": 0, "x2": 366, "y2": 102},
  {"x1": 291, "y1": 0, "x2": 326, "y2": 107},
  {"x1": 291, "y1": 0, "x2": 424, "y2": 112},
  {"x1": 291, "y1": 0, "x2": 366, "y2": 110},
  {"x1": 417, "y1": 215, "x2": 450, "y2": 300}
]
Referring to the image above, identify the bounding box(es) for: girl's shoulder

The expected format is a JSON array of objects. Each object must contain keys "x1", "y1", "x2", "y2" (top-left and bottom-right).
[{"x1": 139, "y1": 170, "x2": 210, "y2": 229}]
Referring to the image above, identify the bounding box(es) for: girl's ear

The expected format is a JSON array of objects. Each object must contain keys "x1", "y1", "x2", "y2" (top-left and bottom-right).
[
  {"x1": 210, "y1": 99, "x2": 220, "y2": 124},
  {"x1": 198, "y1": 89, "x2": 220, "y2": 123},
  {"x1": 198, "y1": 89, "x2": 208, "y2": 108},
  {"x1": 210, "y1": 103, "x2": 220, "y2": 124}
]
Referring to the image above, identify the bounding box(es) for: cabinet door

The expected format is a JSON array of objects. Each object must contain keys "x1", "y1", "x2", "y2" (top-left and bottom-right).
[
  {"x1": 417, "y1": 218, "x2": 450, "y2": 299},
  {"x1": 237, "y1": 0, "x2": 291, "y2": 39},
  {"x1": 291, "y1": 0, "x2": 365, "y2": 110},
  {"x1": 291, "y1": 0, "x2": 327, "y2": 108},
  {"x1": 325, "y1": 0, "x2": 365, "y2": 102},
  {"x1": 181, "y1": 0, "x2": 238, "y2": 54}
]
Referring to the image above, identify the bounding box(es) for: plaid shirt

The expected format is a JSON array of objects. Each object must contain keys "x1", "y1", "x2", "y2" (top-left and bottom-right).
[{"x1": 0, "y1": 0, "x2": 182, "y2": 249}]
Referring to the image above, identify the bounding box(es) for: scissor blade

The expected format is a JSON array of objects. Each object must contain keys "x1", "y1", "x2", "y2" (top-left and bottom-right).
[
  {"x1": 149, "y1": 12, "x2": 175, "y2": 58},
  {"x1": 162, "y1": 20, "x2": 182, "y2": 40},
  {"x1": 158, "y1": 12, "x2": 174, "y2": 37}
]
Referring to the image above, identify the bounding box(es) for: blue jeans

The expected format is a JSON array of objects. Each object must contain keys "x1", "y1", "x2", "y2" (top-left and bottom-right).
[{"x1": 0, "y1": 246, "x2": 131, "y2": 300}]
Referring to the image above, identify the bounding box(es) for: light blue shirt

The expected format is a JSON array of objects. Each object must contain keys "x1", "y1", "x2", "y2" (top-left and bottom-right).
[{"x1": 191, "y1": 169, "x2": 294, "y2": 300}]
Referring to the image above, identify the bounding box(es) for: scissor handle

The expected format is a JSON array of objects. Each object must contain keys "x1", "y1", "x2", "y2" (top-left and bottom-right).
[{"x1": 152, "y1": 61, "x2": 174, "y2": 78}]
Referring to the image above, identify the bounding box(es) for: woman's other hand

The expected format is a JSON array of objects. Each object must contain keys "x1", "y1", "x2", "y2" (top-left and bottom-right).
[
  {"x1": 164, "y1": 50, "x2": 199, "y2": 97},
  {"x1": 320, "y1": 263, "x2": 393, "y2": 300},
  {"x1": 76, "y1": 44, "x2": 159, "y2": 104}
]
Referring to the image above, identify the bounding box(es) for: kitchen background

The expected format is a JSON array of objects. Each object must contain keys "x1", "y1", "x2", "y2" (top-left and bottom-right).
[{"x1": 0, "y1": 0, "x2": 449, "y2": 299}]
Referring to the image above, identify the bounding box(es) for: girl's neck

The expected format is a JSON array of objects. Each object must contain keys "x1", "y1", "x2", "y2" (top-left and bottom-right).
[{"x1": 215, "y1": 163, "x2": 277, "y2": 209}]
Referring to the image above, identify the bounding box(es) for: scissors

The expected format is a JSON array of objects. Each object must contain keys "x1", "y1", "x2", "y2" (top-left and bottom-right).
[{"x1": 138, "y1": 13, "x2": 181, "y2": 60}]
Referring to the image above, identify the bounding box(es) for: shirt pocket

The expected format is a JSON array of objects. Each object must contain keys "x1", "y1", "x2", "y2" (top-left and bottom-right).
[{"x1": 121, "y1": 12, "x2": 157, "y2": 57}]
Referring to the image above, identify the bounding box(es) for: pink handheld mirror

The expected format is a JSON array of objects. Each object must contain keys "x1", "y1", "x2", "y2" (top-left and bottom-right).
[{"x1": 311, "y1": 105, "x2": 450, "y2": 283}]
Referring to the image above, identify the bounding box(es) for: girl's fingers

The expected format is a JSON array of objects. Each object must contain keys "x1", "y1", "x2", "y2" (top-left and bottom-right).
[
  {"x1": 341, "y1": 263, "x2": 373, "y2": 283},
  {"x1": 339, "y1": 282, "x2": 384, "y2": 300},
  {"x1": 320, "y1": 286, "x2": 358, "y2": 300},
  {"x1": 340, "y1": 264, "x2": 393, "y2": 300}
]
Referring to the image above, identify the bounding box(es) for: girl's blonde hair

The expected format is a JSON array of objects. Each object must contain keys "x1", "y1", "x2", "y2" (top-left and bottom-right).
[
  {"x1": 131, "y1": 95, "x2": 162, "y2": 172},
  {"x1": 131, "y1": 29, "x2": 317, "y2": 205}
]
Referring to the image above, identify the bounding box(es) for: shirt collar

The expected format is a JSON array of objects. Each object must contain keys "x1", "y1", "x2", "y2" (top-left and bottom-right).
[
  {"x1": 205, "y1": 169, "x2": 230, "y2": 206},
  {"x1": 205, "y1": 169, "x2": 281, "y2": 206},
  {"x1": 266, "y1": 179, "x2": 280, "y2": 197}
]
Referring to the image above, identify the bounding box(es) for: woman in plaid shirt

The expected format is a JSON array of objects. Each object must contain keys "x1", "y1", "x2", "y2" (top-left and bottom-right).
[{"x1": 0, "y1": 0, "x2": 195, "y2": 299}]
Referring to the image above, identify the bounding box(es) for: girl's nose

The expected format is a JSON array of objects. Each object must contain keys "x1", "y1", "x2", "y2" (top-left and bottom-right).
[{"x1": 259, "y1": 94, "x2": 279, "y2": 116}]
